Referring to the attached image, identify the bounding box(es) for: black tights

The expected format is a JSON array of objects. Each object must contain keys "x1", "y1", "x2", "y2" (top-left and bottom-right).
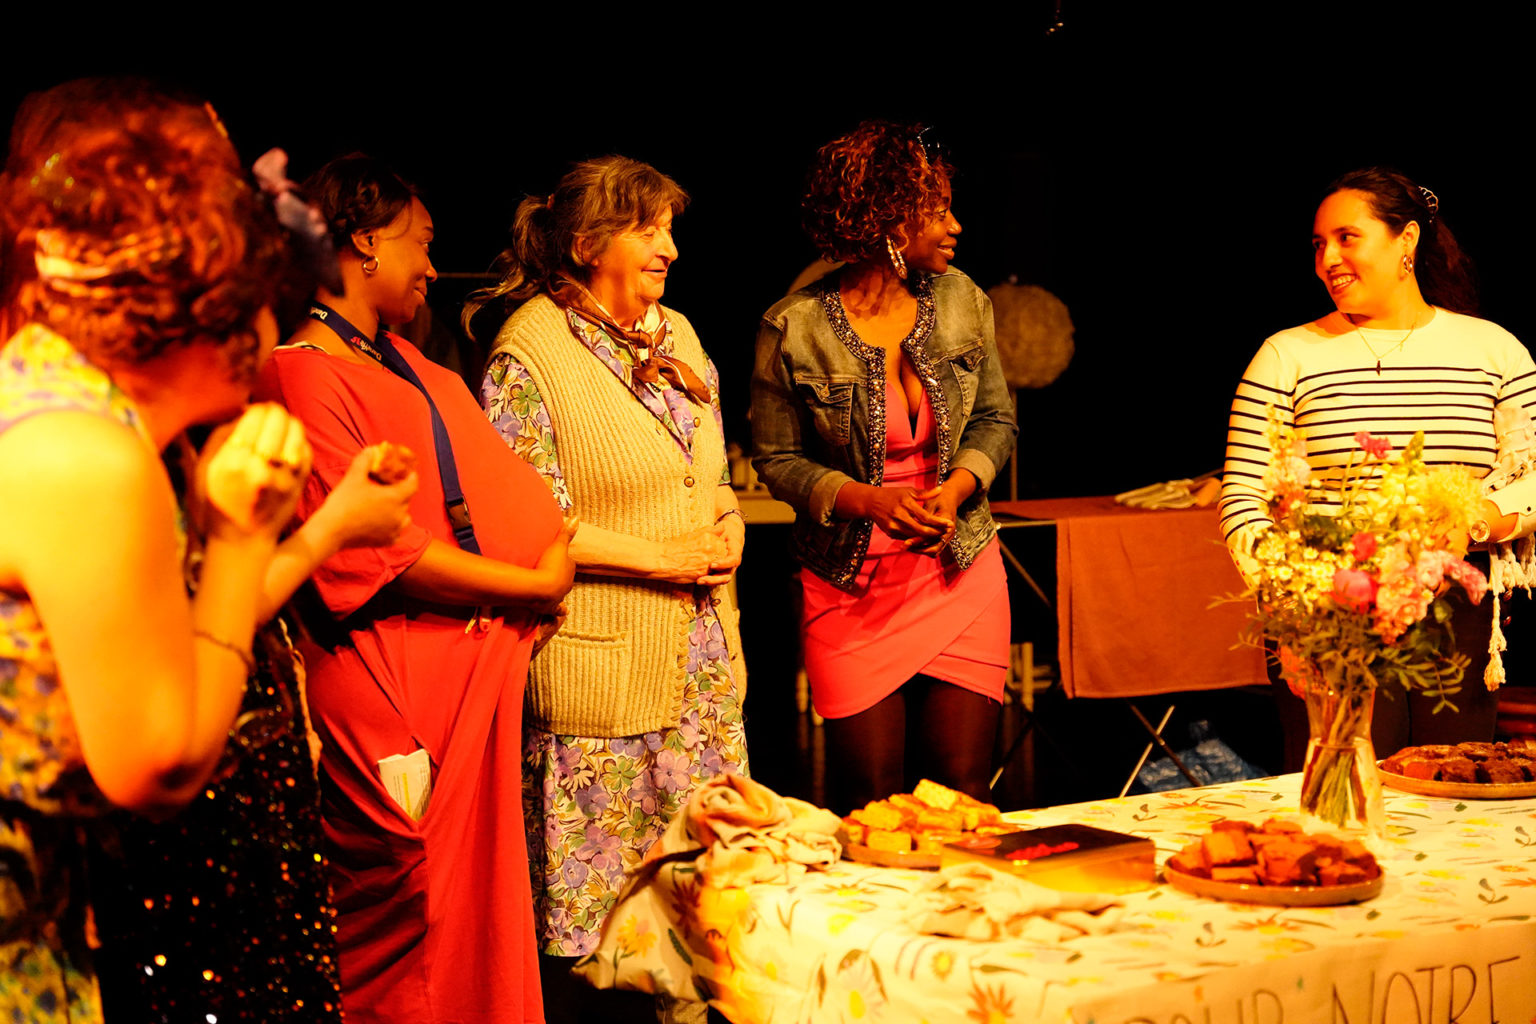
[{"x1": 822, "y1": 674, "x2": 1000, "y2": 814}]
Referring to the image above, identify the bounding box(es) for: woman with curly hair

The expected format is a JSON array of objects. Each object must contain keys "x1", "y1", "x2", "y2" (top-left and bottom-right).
[
  {"x1": 750, "y1": 121, "x2": 1017, "y2": 813},
  {"x1": 0, "y1": 80, "x2": 414, "y2": 1022},
  {"x1": 467, "y1": 155, "x2": 745, "y2": 1019}
]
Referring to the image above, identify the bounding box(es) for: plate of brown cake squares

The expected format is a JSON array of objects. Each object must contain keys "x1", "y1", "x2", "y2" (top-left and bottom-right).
[
  {"x1": 1377, "y1": 738, "x2": 1536, "y2": 799},
  {"x1": 1162, "y1": 819, "x2": 1384, "y2": 906}
]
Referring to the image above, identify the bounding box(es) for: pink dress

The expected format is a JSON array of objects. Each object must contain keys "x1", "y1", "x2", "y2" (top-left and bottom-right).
[{"x1": 801, "y1": 377, "x2": 1009, "y2": 719}]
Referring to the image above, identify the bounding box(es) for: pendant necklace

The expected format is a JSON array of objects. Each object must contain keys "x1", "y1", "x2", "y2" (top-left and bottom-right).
[{"x1": 1353, "y1": 313, "x2": 1420, "y2": 375}]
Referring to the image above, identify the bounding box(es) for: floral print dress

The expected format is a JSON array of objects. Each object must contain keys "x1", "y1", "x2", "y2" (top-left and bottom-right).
[
  {"x1": 482, "y1": 306, "x2": 749, "y2": 956},
  {"x1": 0, "y1": 325, "x2": 150, "y2": 1024}
]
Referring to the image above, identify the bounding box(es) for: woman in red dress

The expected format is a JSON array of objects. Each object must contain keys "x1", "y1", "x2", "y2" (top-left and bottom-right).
[{"x1": 255, "y1": 154, "x2": 574, "y2": 1024}]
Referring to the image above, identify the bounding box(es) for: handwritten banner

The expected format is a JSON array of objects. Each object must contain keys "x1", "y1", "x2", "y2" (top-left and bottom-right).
[{"x1": 1078, "y1": 924, "x2": 1536, "y2": 1024}]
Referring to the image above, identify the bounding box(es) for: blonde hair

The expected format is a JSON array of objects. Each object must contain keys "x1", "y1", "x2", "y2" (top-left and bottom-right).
[{"x1": 462, "y1": 155, "x2": 688, "y2": 339}]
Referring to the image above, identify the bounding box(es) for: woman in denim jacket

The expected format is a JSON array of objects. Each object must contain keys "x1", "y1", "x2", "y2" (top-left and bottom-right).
[{"x1": 751, "y1": 121, "x2": 1017, "y2": 812}]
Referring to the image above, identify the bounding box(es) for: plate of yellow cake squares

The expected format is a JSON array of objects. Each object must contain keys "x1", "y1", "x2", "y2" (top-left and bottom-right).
[{"x1": 837, "y1": 779, "x2": 1021, "y2": 869}]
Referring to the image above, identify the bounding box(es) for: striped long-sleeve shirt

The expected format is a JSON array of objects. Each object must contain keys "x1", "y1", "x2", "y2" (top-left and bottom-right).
[{"x1": 1220, "y1": 308, "x2": 1536, "y2": 560}]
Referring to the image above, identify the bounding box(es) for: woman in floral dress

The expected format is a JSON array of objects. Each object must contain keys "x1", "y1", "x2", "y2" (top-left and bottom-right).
[
  {"x1": 469, "y1": 156, "x2": 747, "y2": 1014},
  {"x1": 0, "y1": 79, "x2": 343, "y2": 1022}
]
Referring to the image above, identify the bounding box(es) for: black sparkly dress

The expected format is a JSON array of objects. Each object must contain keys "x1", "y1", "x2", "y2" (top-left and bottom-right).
[{"x1": 89, "y1": 617, "x2": 344, "y2": 1024}]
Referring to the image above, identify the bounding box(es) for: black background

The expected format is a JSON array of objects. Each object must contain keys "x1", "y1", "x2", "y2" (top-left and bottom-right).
[{"x1": 4, "y1": 4, "x2": 1530, "y2": 500}]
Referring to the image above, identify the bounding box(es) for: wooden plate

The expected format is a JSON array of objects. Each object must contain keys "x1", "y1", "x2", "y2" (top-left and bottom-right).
[
  {"x1": 841, "y1": 842, "x2": 940, "y2": 870},
  {"x1": 1163, "y1": 863, "x2": 1383, "y2": 906},
  {"x1": 1376, "y1": 768, "x2": 1536, "y2": 800}
]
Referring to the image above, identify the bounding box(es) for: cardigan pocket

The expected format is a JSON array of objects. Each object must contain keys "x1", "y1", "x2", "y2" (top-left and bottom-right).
[
  {"x1": 792, "y1": 374, "x2": 854, "y2": 445},
  {"x1": 526, "y1": 629, "x2": 635, "y2": 736}
]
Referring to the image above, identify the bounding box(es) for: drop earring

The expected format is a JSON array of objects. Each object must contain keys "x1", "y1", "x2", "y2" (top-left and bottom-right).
[{"x1": 885, "y1": 236, "x2": 908, "y2": 280}]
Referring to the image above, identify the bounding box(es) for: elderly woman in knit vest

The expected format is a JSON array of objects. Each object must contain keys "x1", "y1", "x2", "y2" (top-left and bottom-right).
[{"x1": 468, "y1": 155, "x2": 746, "y2": 1017}]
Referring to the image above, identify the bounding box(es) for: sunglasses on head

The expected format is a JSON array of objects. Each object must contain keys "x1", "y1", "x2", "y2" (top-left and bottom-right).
[{"x1": 915, "y1": 125, "x2": 951, "y2": 168}]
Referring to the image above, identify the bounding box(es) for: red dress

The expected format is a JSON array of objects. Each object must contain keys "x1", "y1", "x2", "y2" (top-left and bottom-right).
[
  {"x1": 801, "y1": 377, "x2": 1009, "y2": 718},
  {"x1": 255, "y1": 338, "x2": 557, "y2": 1024}
]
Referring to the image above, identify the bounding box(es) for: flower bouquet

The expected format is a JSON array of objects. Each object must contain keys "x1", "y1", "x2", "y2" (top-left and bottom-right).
[{"x1": 1244, "y1": 408, "x2": 1488, "y2": 834}]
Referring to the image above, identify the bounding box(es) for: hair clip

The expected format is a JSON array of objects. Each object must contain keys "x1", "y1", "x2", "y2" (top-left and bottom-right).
[
  {"x1": 34, "y1": 226, "x2": 184, "y2": 284},
  {"x1": 1418, "y1": 185, "x2": 1439, "y2": 222}
]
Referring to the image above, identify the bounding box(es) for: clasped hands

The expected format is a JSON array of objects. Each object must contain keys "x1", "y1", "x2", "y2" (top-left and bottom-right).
[
  {"x1": 859, "y1": 474, "x2": 976, "y2": 555},
  {"x1": 657, "y1": 517, "x2": 744, "y2": 586}
]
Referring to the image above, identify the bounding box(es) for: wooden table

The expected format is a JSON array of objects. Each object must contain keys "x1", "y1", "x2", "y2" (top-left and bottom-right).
[{"x1": 578, "y1": 774, "x2": 1536, "y2": 1023}]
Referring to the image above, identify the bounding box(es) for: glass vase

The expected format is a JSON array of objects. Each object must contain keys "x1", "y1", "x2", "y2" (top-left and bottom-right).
[{"x1": 1298, "y1": 681, "x2": 1384, "y2": 838}]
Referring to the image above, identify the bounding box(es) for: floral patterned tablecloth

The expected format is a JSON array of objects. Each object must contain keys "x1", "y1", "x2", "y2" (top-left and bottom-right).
[{"x1": 577, "y1": 774, "x2": 1536, "y2": 1024}]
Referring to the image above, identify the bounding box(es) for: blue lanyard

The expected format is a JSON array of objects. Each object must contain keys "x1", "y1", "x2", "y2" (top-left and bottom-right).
[{"x1": 308, "y1": 303, "x2": 480, "y2": 554}]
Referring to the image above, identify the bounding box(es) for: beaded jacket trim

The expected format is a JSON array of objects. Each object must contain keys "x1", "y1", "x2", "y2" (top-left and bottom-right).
[{"x1": 819, "y1": 274, "x2": 964, "y2": 585}]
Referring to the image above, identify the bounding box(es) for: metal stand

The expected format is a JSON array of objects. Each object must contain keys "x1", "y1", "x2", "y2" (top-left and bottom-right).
[{"x1": 1120, "y1": 702, "x2": 1201, "y2": 796}]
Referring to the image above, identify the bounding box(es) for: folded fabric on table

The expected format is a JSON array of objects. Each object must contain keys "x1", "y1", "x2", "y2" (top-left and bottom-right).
[
  {"x1": 687, "y1": 772, "x2": 843, "y2": 886},
  {"x1": 1115, "y1": 474, "x2": 1221, "y2": 510},
  {"x1": 909, "y1": 862, "x2": 1125, "y2": 942},
  {"x1": 627, "y1": 772, "x2": 843, "y2": 894},
  {"x1": 576, "y1": 776, "x2": 843, "y2": 1011}
]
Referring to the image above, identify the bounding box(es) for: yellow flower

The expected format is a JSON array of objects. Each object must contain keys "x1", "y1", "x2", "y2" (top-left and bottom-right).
[
  {"x1": 1231, "y1": 913, "x2": 1301, "y2": 934},
  {"x1": 932, "y1": 950, "x2": 955, "y2": 981},
  {"x1": 967, "y1": 981, "x2": 1015, "y2": 1023},
  {"x1": 834, "y1": 950, "x2": 886, "y2": 1020},
  {"x1": 827, "y1": 913, "x2": 857, "y2": 936},
  {"x1": 615, "y1": 915, "x2": 658, "y2": 957},
  {"x1": 1261, "y1": 937, "x2": 1315, "y2": 956}
]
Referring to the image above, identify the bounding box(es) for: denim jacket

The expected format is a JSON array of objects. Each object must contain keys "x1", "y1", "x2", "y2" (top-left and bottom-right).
[{"x1": 750, "y1": 267, "x2": 1018, "y2": 590}]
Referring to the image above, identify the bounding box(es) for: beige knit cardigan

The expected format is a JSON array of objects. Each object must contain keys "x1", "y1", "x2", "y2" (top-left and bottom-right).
[{"x1": 490, "y1": 295, "x2": 746, "y2": 736}]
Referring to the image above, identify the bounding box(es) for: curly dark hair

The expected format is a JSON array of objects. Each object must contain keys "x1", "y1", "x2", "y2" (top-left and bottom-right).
[
  {"x1": 801, "y1": 120, "x2": 955, "y2": 265},
  {"x1": 1, "y1": 78, "x2": 287, "y2": 379},
  {"x1": 1325, "y1": 167, "x2": 1478, "y2": 315},
  {"x1": 302, "y1": 153, "x2": 419, "y2": 256}
]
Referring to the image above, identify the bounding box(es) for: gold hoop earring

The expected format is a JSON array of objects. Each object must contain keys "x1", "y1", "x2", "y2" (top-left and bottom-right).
[
  {"x1": 361, "y1": 255, "x2": 380, "y2": 276},
  {"x1": 885, "y1": 236, "x2": 908, "y2": 280}
]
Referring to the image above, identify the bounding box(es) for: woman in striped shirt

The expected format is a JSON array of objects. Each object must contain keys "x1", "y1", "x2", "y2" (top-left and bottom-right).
[{"x1": 1220, "y1": 167, "x2": 1536, "y2": 766}]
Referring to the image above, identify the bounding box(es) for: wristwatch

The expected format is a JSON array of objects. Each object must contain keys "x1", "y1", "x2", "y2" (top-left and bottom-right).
[{"x1": 1469, "y1": 519, "x2": 1492, "y2": 544}]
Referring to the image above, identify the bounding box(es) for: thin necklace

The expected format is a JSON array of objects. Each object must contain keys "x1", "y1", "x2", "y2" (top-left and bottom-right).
[{"x1": 1352, "y1": 312, "x2": 1421, "y2": 375}]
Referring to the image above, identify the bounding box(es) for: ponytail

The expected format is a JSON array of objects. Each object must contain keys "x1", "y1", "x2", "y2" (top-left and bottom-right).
[{"x1": 461, "y1": 195, "x2": 559, "y2": 338}]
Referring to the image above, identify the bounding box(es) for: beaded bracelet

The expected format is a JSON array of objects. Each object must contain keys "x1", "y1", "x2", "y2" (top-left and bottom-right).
[{"x1": 194, "y1": 629, "x2": 256, "y2": 676}]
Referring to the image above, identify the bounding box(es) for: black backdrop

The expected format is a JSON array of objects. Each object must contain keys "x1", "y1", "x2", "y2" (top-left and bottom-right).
[{"x1": 5, "y1": 6, "x2": 1531, "y2": 501}]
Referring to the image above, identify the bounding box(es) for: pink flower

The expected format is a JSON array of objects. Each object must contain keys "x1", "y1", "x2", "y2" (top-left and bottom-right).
[
  {"x1": 1262, "y1": 454, "x2": 1311, "y2": 498},
  {"x1": 1355, "y1": 431, "x2": 1393, "y2": 459},
  {"x1": 1331, "y1": 568, "x2": 1379, "y2": 612},
  {"x1": 1446, "y1": 558, "x2": 1489, "y2": 605},
  {"x1": 1351, "y1": 531, "x2": 1378, "y2": 563},
  {"x1": 1373, "y1": 543, "x2": 1429, "y2": 642}
]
